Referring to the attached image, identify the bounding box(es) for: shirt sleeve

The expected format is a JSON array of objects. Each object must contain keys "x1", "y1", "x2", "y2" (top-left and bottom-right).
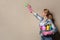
[
  {"x1": 48, "y1": 19, "x2": 56, "y2": 33},
  {"x1": 33, "y1": 12, "x2": 43, "y2": 21},
  {"x1": 51, "y1": 22, "x2": 56, "y2": 32}
]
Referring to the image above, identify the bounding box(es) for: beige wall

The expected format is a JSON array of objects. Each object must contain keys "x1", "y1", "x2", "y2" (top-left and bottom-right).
[{"x1": 0, "y1": 0, "x2": 60, "y2": 40}]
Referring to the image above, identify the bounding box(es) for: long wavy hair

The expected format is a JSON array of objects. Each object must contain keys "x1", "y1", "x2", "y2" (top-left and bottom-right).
[{"x1": 43, "y1": 9, "x2": 55, "y2": 23}]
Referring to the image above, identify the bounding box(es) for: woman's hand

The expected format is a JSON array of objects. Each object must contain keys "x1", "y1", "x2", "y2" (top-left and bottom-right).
[
  {"x1": 42, "y1": 31, "x2": 54, "y2": 36},
  {"x1": 48, "y1": 31, "x2": 54, "y2": 34},
  {"x1": 42, "y1": 32, "x2": 48, "y2": 36},
  {"x1": 27, "y1": 4, "x2": 33, "y2": 13},
  {"x1": 25, "y1": 4, "x2": 33, "y2": 13}
]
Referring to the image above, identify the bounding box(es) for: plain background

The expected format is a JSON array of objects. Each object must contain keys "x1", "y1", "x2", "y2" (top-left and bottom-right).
[{"x1": 0, "y1": 0, "x2": 60, "y2": 40}]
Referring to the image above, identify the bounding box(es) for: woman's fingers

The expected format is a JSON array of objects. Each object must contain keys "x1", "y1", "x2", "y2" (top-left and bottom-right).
[{"x1": 27, "y1": 4, "x2": 33, "y2": 13}]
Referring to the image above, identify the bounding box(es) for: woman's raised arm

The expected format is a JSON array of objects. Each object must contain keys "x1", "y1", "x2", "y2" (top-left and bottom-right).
[{"x1": 25, "y1": 3, "x2": 43, "y2": 21}]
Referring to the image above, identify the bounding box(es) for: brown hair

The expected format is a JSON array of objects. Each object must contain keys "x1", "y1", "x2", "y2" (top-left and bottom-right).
[
  {"x1": 43, "y1": 9, "x2": 50, "y2": 17},
  {"x1": 48, "y1": 13, "x2": 55, "y2": 24},
  {"x1": 43, "y1": 9, "x2": 55, "y2": 23}
]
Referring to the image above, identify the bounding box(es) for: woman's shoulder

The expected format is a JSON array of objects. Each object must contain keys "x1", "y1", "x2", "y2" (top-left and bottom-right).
[{"x1": 47, "y1": 19, "x2": 52, "y2": 23}]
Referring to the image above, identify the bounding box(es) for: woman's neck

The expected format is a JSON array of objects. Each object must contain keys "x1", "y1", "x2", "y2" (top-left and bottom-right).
[{"x1": 44, "y1": 16, "x2": 47, "y2": 19}]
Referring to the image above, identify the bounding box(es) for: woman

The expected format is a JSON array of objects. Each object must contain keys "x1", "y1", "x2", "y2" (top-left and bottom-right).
[{"x1": 26, "y1": 4, "x2": 56, "y2": 40}]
